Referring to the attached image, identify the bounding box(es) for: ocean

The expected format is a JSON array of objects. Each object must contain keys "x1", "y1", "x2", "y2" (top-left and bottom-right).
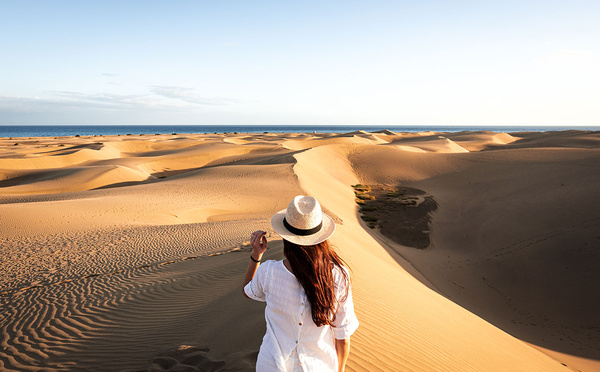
[{"x1": 0, "y1": 125, "x2": 598, "y2": 138}]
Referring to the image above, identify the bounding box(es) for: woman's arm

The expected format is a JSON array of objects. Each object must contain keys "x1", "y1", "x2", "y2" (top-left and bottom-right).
[
  {"x1": 242, "y1": 230, "x2": 268, "y2": 298},
  {"x1": 335, "y1": 337, "x2": 351, "y2": 372}
]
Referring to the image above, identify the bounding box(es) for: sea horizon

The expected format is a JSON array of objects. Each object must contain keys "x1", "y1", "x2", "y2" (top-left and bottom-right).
[{"x1": 0, "y1": 124, "x2": 599, "y2": 138}]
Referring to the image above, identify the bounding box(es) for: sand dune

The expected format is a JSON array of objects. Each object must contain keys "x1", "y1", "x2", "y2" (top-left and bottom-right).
[
  {"x1": 282, "y1": 134, "x2": 385, "y2": 151},
  {"x1": 294, "y1": 143, "x2": 574, "y2": 372},
  {"x1": 504, "y1": 130, "x2": 600, "y2": 149},
  {"x1": 444, "y1": 131, "x2": 518, "y2": 151},
  {"x1": 348, "y1": 145, "x2": 600, "y2": 371},
  {"x1": 0, "y1": 164, "x2": 152, "y2": 195},
  {"x1": 388, "y1": 135, "x2": 470, "y2": 153},
  {"x1": 107, "y1": 137, "x2": 203, "y2": 153},
  {"x1": 1, "y1": 130, "x2": 598, "y2": 371},
  {"x1": 0, "y1": 142, "x2": 121, "y2": 170}
]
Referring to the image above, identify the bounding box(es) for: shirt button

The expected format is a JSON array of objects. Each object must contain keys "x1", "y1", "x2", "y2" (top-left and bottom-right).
[
  {"x1": 299, "y1": 322, "x2": 302, "y2": 326},
  {"x1": 295, "y1": 340, "x2": 298, "y2": 344}
]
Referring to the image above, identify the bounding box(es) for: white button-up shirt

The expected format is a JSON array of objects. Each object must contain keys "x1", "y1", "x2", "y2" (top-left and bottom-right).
[{"x1": 244, "y1": 260, "x2": 359, "y2": 371}]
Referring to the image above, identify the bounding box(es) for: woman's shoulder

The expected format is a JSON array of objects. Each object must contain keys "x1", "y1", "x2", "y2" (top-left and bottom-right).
[
  {"x1": 332, "y1": 264, "x2": 351, "y2": 287},
  {"x1": 333, "y1": 263, "x2": 350, "y2": 276},
  {"x1": 256, "y1": 259, "x2": 283, "y2": 274},
  {"x1": 260, "y1": 259, "x2": 281, "y2": 267},
  {"x1": 257, "y1": 260, "x2": 298, "y2": 287}
]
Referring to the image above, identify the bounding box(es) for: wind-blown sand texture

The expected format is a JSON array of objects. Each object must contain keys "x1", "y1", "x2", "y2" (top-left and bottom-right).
[{"x1": 1, "y1": 130, "x2": 599, "y2": 371}]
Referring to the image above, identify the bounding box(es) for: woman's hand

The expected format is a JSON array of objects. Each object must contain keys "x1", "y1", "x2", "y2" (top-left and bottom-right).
[
  {"x1": 243, "y1": 230, "x2": 269, "y2": 298},
  {"x1": 250, "y1": 230, "x2": 268, "y2": 260}
]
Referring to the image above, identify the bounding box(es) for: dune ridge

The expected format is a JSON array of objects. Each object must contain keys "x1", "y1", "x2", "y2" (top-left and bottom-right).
[
  {"x1": 293, "y1": 143, "x2": 571, "y2": 372},
  {"x1": 1, "y1": 130, "x2": 598, "y2": 371}
]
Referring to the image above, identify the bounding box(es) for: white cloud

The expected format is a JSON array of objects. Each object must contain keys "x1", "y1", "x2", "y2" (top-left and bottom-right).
[
  {"x1": 0, "y1": 87, "x2": 239, "y2": 115},
  {"x1": 49, "y1": 91, "x2": 149, "y2": 109},
  {"x1": 150, "y1": 86, "x2": 239, "y2": 106}
]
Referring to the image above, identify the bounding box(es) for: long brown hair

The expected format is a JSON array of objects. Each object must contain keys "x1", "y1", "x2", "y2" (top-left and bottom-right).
[{"x1": 283, "y1": 239, "x2": 350, "y2": 327}]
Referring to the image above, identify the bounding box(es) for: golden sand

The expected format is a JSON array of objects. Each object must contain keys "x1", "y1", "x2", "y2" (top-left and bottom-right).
[{"x1": 1, "y1": 130, "x2": 598, "y2": 371}]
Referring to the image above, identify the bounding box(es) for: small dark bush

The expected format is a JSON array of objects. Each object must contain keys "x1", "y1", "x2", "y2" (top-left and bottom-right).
[
  {"x1": 351, "y1": 184, "x2": 371, "y2": 192},
  {"x1": 355, "y1": 193, "x2": 375, "y2": 200},
  {"x1": 360, "y1": 215, "x2": 378, "y2": 222},
  {"x1": 360, "y1": 205, "x2": 377, "y2": 212}
]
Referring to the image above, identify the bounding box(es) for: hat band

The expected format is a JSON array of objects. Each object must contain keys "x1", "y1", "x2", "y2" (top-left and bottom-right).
[{"x1": 283, "y1": 217, "x2": 323, "y2": 236}]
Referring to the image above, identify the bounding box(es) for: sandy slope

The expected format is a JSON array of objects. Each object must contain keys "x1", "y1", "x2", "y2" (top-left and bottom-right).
[
  {"x1": 347, "y1": 143, "x2": 600, "y2": 372},
  {"x1": 294, "y1": 144, "x2": 573, "y2": 372},
  {"x1": 0, "y1": 130, "x2": 598, "y2": 371}
]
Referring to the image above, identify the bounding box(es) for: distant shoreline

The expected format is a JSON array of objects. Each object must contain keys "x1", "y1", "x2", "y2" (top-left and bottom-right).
[{"x1": 1, "y1": 124, "x2": 599, "y2": 138}]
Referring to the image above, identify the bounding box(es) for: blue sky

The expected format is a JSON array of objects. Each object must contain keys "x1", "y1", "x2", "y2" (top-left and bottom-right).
[{"x1": 1, "y1": 1, "x2": 599, "y2": 125}]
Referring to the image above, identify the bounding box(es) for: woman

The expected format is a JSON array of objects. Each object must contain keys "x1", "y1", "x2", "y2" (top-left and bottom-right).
[{"x1": 243, "y1": 195, "x2": 359, "y2": 372}]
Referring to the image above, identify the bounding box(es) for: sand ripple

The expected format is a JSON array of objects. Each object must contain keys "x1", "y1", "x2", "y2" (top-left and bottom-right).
[
  {"x1": 0, "y1": 220, "x2": 271, "y2": 371},
  {"x1": 0, "y1": 220, "x2": 268, "y2": 294},
  {"x1": 2, "y1": 130, "x2": 599, "y2": 371}
]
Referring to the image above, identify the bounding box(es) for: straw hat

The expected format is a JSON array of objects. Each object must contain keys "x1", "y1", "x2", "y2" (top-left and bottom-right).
[{"x1": 271, "y1": 195, "x2": 335, "y2": 245}]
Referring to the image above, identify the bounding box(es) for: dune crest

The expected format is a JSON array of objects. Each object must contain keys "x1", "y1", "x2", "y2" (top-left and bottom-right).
[{"x1": 293, "y1": 142, "x2": 571, "y2": 372}]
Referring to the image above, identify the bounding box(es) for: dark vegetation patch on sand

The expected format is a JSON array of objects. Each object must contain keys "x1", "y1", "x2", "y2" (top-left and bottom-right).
[{"x1": 353, "y1": 184, "x2": 438, "y2": 249}]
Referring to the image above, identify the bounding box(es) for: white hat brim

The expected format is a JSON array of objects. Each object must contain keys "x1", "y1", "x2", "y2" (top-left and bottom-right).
[{"x1": 270, "y1": 209, "x2": 336, "y2": 245}]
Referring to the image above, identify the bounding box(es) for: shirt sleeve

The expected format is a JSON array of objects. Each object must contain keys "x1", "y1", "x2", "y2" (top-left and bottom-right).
[
  {"x1": 331, "y1": 267, "x2": 359, "y2": 340},
  {"x1": 244, "y1": 261, "x2": 269, "y2": 302}
]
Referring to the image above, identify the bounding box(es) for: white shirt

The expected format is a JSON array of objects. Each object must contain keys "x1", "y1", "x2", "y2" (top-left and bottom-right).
[{"x1": 244, "y1": 260, "x2": 359, "y2": 372}]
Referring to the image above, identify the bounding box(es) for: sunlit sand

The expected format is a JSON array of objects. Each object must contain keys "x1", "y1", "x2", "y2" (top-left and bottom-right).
[{"x1": 1, "y1": 130, "x2": 598, "y2": 371}]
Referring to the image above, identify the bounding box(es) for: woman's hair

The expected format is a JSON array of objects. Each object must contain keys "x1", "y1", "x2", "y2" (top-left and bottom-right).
[{"x1": 283, "y1": 239, "x2": 350, "y2": 327}]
